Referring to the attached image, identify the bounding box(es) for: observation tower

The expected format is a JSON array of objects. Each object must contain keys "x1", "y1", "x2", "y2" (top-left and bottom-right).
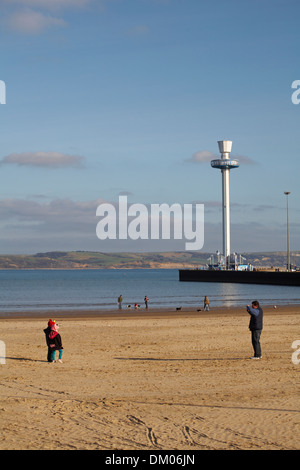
[{"x1": 211, "y1": 141, "x2": 239, "y2": 268}]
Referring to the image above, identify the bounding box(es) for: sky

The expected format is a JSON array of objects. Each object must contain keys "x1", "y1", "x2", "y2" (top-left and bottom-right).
[{"x1": 0, "y1": 0, "x2": 299, "y2": 255}]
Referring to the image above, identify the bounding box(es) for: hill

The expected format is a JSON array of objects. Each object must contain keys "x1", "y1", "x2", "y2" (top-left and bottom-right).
[{"x1": 0, "y1": 251, "x2": 298, "y2": 270}]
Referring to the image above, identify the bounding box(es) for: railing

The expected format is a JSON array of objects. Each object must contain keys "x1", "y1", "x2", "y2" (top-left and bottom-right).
[{"x1": 211, "y1": 159, "x2": 239, "y2": 169}]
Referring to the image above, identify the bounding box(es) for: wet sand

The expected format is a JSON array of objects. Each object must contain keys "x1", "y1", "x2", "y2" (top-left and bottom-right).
[{"x1": 0, "y1": 305, "x2": 299, "y2": 450}]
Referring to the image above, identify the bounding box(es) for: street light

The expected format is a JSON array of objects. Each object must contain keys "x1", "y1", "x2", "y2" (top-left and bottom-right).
[{"x1": 284, "y1": 191, "x2": 291, "y2": 271}]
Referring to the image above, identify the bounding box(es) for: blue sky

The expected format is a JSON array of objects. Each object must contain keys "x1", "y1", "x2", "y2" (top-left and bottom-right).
[{"x1": 0, "y1": 0, "x2": 299, "y2": 255}]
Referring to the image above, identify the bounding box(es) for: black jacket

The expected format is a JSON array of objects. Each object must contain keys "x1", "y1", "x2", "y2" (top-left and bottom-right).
[
  {"x1": 247, "y1": 306, "x2": 263, "y2": 331},
  {"x1": 43, "y1": 327, "x2": 51, "y2": 347},
  {"x1": 48, "y1": 331, "x2": 63, "y2": 350}
]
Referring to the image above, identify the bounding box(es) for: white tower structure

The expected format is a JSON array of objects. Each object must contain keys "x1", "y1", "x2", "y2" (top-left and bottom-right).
[{"x1": 211, "y1": 141, "x2": 239, "y2": 268}]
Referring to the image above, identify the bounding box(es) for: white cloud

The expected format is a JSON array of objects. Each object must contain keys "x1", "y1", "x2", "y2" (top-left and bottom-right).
[
  {"x1": 1, "y1": 151, "x2": 85, "y2": 168},
  {"x1": 1, "y1": 0, "x2": 96, "y2": 34},
  {"x1": 234, "y1": 154, "x2": 256, "y2": 165},
  {"x1": 0, "y1": 197, "x2": 103, "y2": 227},
  {"x1": 186, "y1": 150, "x2": 216, "y2": 163},
  {"x1": 0, "y1": 197, "x2": 296, "y2": 254},
  {"x1": 0, "y1": 0, "x2": 91, "y2": 10},
  {"x1": 7, "y1": 9, "x2": 66, "y2": 34}
]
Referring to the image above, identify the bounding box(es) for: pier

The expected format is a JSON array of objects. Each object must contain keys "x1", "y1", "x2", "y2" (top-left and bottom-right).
[{"x1": 179, "y1": 269, "x2": 300, "y2": 286}]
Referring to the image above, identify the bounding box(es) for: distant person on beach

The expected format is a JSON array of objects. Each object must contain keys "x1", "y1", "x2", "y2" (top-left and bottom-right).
[
  {"x1": 49, "y1": 323, "x2": 63, "y2": 363},
  {"x1": 43, "y1": 319, "x2": 55, "y2": 363},
  {"x1": 118, "y1": 295, "x2": 123, "y2": 309},
  {"x1": 144, "y1": 296, "x2": 149, "y2": 309},
  {"x1": 247, "y1": 300, "x2": 263, "y2": 359},
  {"x1": 204, "y1": 296, "x2": 210, "y2": 311}
]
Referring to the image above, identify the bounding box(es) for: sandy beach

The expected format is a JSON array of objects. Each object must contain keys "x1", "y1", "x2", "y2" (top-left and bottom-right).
[{"x1": 0, "y1": 305, "x2": 299, "y2": 450}]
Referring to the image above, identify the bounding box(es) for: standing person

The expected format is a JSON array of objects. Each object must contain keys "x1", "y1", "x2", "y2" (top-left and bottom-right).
[
  {"x1": 118, "y1": 294, "x2": 123, "y2": 309},
  {"x1": 144, "y1": 295, "x2": 149, "y2": 309},
  {"x1": 204, "y1": 296, "x2": 210, "y2": 311},
  {"x1": 49, "y1": 323, "x2": 63, "y2": 363},
  {"x1": 43, "y1": 319, "x2": 55, "y2": 363},
  {"x1": 247, "y1": 300, "x2": 263, "y2": 359}
]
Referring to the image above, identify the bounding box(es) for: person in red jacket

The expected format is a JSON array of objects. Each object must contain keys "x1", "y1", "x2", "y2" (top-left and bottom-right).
[
  {"x1": 43, "y1": 319, "x2": 55, "y2": 363},
  {"x1": 49, "y1": 323, "x2": 63, "y2": 363}
]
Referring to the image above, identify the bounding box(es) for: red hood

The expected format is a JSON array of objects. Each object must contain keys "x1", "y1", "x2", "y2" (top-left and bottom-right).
[{"x1": 49, "y1": 330, "x2": 58, "y2": 339}]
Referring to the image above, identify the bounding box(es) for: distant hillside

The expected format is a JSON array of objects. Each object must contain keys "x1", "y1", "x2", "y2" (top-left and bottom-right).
[
  {"x1": 0, "y1": 251, "x2": 298, "y2": 269},
  {"x1": 0, "y1": 251, "x2": 207, "y2": 269}
]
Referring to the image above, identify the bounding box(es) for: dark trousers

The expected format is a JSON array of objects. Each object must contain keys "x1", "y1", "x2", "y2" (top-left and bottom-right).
[
  {"x1": 47, "y1": 347, "x2": 52, "y2": 362},
  {"x1": 251, "y1": 330, "x2": 262, "y2": 357}
]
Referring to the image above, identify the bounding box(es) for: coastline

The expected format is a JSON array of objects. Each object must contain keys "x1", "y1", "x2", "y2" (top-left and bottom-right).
[{"x1": 1, "y1": 304, "x2": 300, "y2": 320}]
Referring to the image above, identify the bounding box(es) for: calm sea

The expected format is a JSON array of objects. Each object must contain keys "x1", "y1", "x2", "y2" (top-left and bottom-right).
[{"x1": 0, "y1": 269, "x2": 299, "y2": 315}]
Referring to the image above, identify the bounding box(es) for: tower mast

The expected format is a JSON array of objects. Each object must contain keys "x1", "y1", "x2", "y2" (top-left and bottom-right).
[{"x1": 211, "y1": 141, "x2": 239, "y2": 269}]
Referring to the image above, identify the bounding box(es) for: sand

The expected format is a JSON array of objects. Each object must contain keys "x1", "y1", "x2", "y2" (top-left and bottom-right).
[{"x1": 0, "y1": 306, "x2": 299, "y2": 450}]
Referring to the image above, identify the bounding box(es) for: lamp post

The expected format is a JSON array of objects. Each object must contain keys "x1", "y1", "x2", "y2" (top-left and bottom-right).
[{"x1": 284, "y1": 191, "x2": 291, "y2": 272}]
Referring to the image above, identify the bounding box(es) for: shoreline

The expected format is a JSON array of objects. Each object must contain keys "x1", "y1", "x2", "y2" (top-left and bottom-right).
[{"x1": 1, "y1": 304, "x2": 300, "y2": 320}]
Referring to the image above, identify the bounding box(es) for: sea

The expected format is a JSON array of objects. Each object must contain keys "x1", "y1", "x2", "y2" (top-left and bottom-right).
[{"x1": 0, "y1": 269, "x2": 299, "y2": 315}]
